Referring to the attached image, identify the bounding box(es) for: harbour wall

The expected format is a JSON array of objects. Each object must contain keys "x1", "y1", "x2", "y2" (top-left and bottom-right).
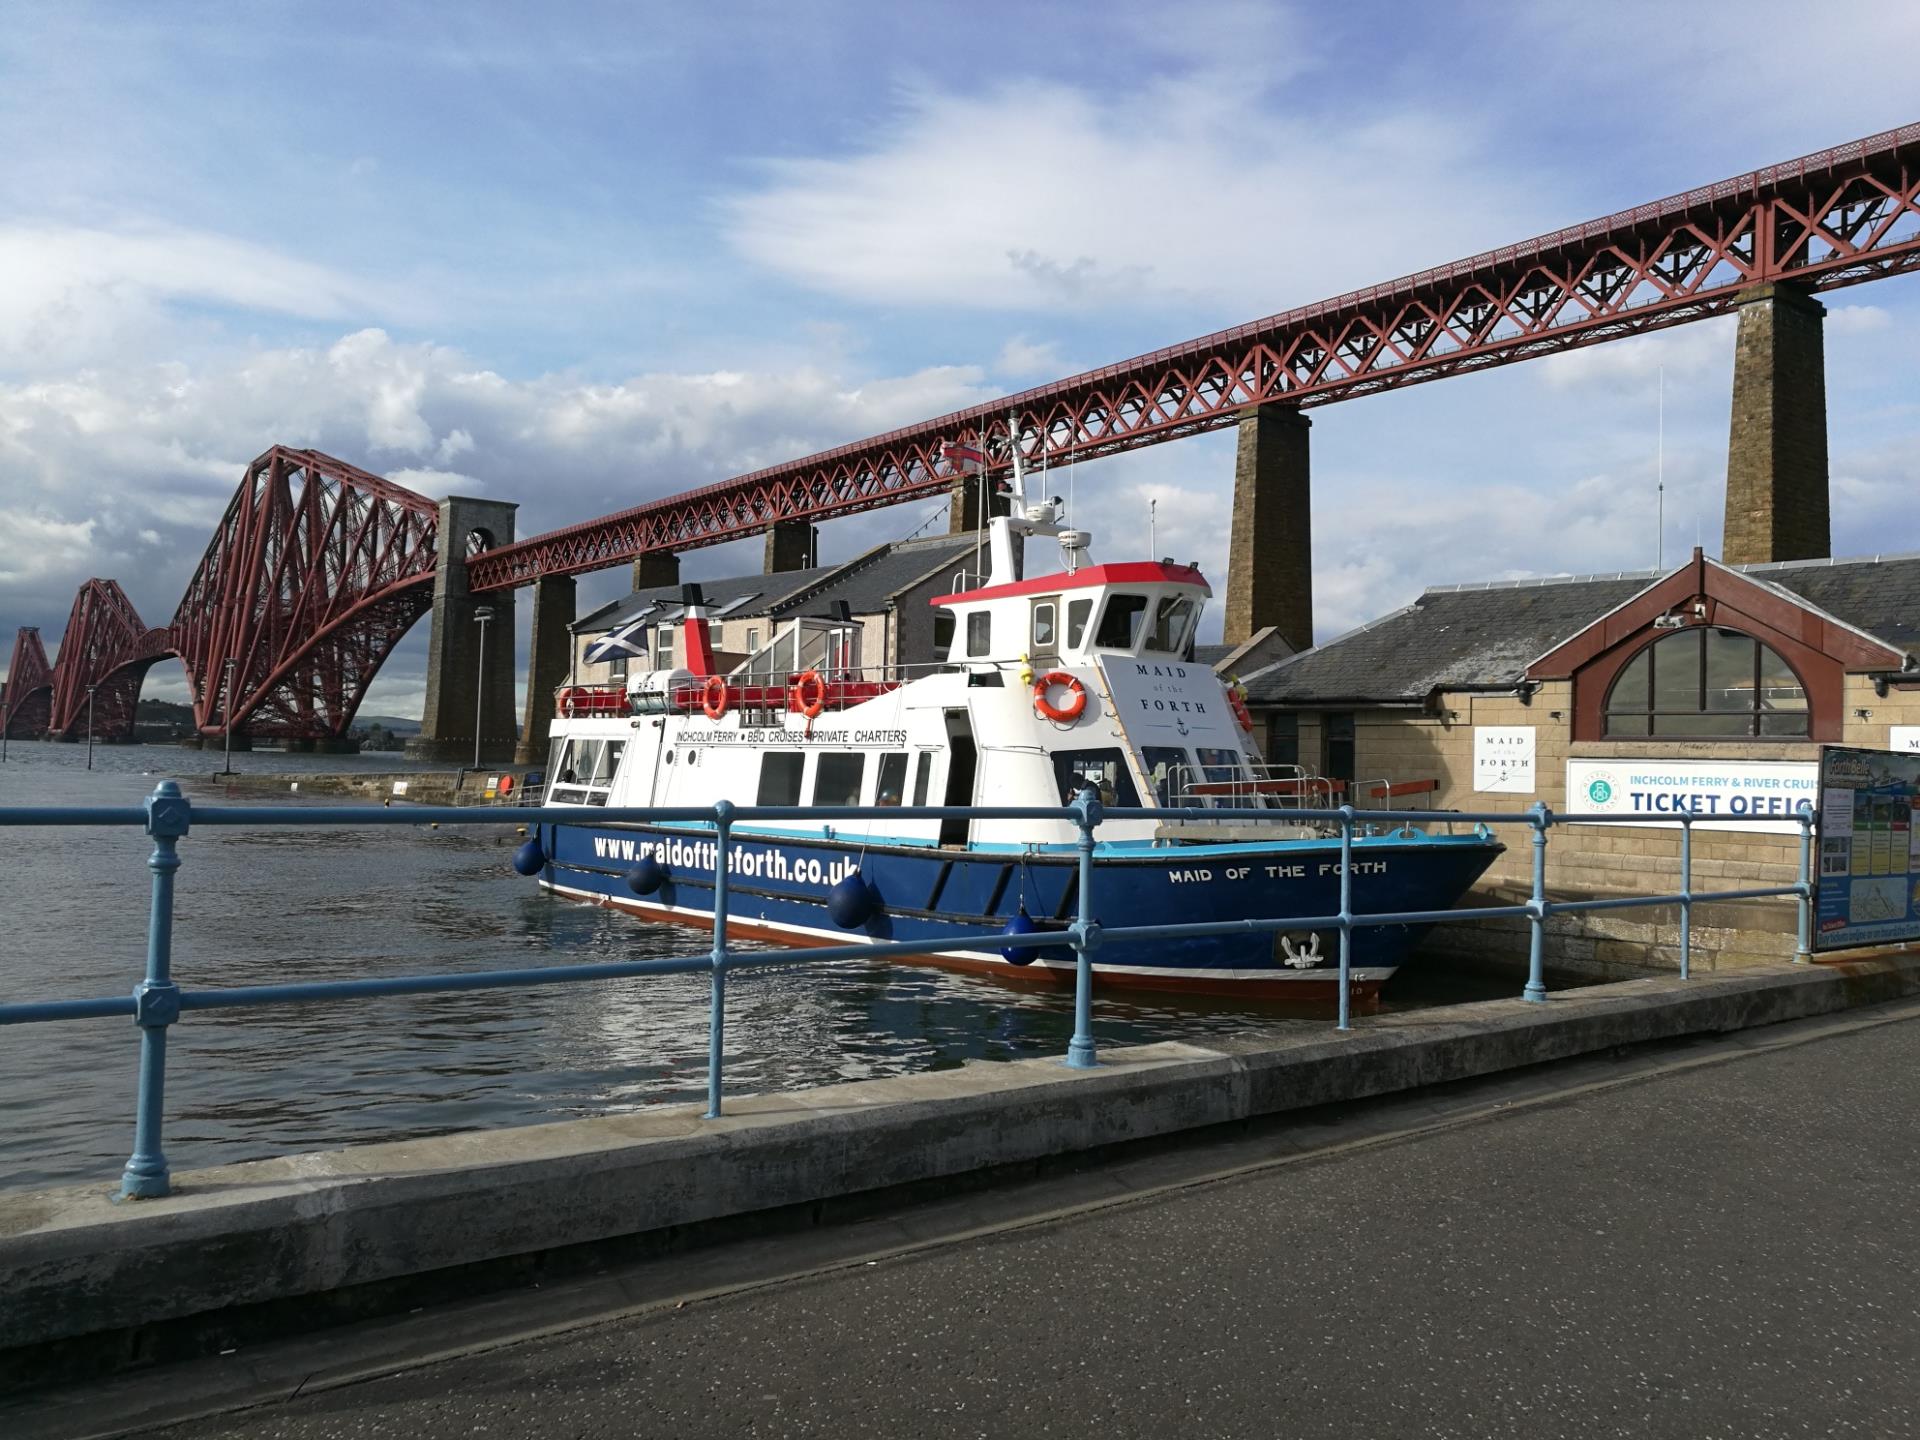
[
  {"x1": 3, "y1": 952, "x2": 1917, "y2": 1382},
  {"x1": 211, "y1": 768, "x2": 541, "y2": 807}
]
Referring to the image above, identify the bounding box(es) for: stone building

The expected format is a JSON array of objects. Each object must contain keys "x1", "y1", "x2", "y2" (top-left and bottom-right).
[{"x1": 1241, "y1": 548, "x2": 1920, "y2": 975}]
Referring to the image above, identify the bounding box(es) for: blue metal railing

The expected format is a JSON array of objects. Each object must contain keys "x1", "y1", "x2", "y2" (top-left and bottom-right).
[{"x1": 0, "y1": 784, "x2": 1815, "y2": 1200}]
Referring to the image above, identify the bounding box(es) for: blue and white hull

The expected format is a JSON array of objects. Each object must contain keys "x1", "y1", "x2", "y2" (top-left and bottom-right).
[{"x1": 534, "y1": 822, "x2": 1502, "y2": 1005}]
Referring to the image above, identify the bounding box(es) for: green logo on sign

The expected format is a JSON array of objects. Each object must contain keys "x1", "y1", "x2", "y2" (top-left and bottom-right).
[{"x1": 1588, "y1": 779, "x2": 1613, "y2": 804}]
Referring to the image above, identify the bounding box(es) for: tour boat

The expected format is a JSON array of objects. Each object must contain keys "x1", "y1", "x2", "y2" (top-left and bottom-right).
[{"x1": 525, "y1": 450, "x2": 1502, "y2": 1006}]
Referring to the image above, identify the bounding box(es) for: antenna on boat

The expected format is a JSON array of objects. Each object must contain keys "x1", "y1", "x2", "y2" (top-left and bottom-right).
[{"x1": 1149, "y1": 497, "x2": 1157, "y2": 555}]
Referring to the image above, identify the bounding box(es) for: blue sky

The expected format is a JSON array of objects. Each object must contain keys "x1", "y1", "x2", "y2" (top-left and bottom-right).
[{"x1": 3, "y1": 1, "x2": 1917, "y2": 716}]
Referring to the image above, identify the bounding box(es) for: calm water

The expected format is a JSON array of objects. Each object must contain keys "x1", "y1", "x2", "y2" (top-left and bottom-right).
[{"x1": 0, "y1": 740, "x2": 1477, "y2": 1192}]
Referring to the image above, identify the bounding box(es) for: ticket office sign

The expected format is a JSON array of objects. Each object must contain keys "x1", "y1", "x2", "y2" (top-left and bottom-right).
[{"x1": 1814, "y1": 745, "x2": 1920, "y2": 952}]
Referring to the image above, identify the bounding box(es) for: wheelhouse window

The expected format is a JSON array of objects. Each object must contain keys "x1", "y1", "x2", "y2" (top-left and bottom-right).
[
  {"x1": 965, "y1": 611, "x2": 992, "y2": 657},
  {"x1": 1146, "y1": 596, "x2": 1199, "y2": 654},
  {"x1": 1066, "y1": 598, "x2": 1093, "y2": 649},
  {"x1": 911, "y1": 751, "x2": 933, "y2": 806},
  {"x1": 933, "y1": 610, "x2": 956, "y2": 661},
  {"x1": 875, "y1": 752, "x2": 909, "y2": 805},
  {"x1": 1032, "y1": 601, "x2": 1057, "y2": 652},
  {"x1": 1603, "y1": 628, "x2": 1809, "y2": 738},
  {"x1": 1141, "y1": 745, "x2": 1188, "y2": 805},
  {"x1": 1051, "y1": 748, "x2": 1141, "y2": 808},
  {"x1": 1094, "y1": 593, "x2": 1149, "y2": 649}
]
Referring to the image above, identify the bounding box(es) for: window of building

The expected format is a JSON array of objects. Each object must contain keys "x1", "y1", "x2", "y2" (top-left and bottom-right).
[
  {"x1": 933, "y1": 610, "x2": 956, "y2": 661},
  {"x1": 811, "y1": 752, "x2": 867, "y2": 807},
  {"x1": 1066, "y1": 598, "x2": 1093, "y2": 649},
  {"x1": 756, "y1": 752, "x2": 804, "y2": 806},
  {"x1": 1032, "y1": 601, "x2": 1057, "y2": 651},
  {"x1": 608, "y1": 653, "x2": 628, "y2": 683},
  {"x1": 1324, "y1": 712, "x2": 1355, "y2": 784},
  {"x1": 875, "y1": 752, "x2": 909, "y2": 806},
  {"x1": 1051, "y1": 748, "x2": 1141, "y2": 808},
  {"x1": 1094, "y1": 593, "x2": 1149, "y2": 649},
  {"x1": 966, "y1": 611, "x2": 992, "y2": 657},
  {"x1": 653, "y1": 628, "x2": 675, "y2": 670},
  {"x1": 1146, "y1": 596, "x2": 1199, "y2": 654},
  {"x1": 745, "y1": 627, "x2": 760, "y2": 654},
  {"x1": 1603, "y1": 627, "x2": 1809, "y2": 738},
  {"x1": 1266, "y1": 713, "x2": 1300, "y2": 769}
]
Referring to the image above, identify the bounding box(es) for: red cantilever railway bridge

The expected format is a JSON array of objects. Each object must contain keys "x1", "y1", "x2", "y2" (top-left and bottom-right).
[{"x1": 6, "y1": 122, "x2": 1918, "y2": 743}]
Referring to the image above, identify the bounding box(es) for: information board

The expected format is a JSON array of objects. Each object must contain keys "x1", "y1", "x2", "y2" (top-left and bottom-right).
[
  {"x1": 1813, "y1": 746, "x2": 1920, "y2": 952},
  {"x1": 1888, "y1": 726, "x2": 1920, "y2": 755},
  {"x1": 1565, "y1": 758, "x2": 1816, "y2": 832}
]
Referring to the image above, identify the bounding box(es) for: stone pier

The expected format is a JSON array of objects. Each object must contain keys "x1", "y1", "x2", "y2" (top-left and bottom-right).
[
  {"x1": 1224, "y1": 404, "x2": 1313, "y2": 652},
  {"x1": 948, "y1": 472, "x2": 1009, "y2": 535},
  {"x1": 516, "y1": 574, "x2": 575, "y2": 765},
  {"x1": 631, "y1": 552, "x2": 680, "y2": 591},
  {"x1": 1723, "y1": 282, "x2": 1830, "y2": 565},
  {"x1": 406, "y1": 497, "x2": 520, "y2": 765}
]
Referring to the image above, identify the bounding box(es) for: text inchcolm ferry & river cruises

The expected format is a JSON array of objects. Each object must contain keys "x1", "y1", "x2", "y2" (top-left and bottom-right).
[{"x1": 524, "y1": 445, "x2": 1502, "y2": 1007}]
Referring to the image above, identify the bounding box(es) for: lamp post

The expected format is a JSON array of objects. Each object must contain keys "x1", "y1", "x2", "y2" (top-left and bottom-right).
[
  {"x1": 473, "y1": 605, "x2": 495, "y2": 769},
  {"x1": 221, "y1": 658, "x2": 238, "y2": 776}
]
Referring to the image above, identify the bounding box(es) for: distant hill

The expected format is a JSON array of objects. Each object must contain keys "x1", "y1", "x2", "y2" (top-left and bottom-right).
[{"x1": 357, "y1": 714, "x2": 422, "y2": 735}]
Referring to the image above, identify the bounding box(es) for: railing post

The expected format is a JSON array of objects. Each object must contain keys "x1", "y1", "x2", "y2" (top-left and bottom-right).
[
  {"x1": 1336, "y1": 805, "x2": 1355, "y2": 1032},
  {"x1": 1523, "y1": 801, "x2": 1551, "y2": 1003},
  {"x1": 1065, "y1": 785, "x2": 1103, "y2": 1069},
  {"x1": 120, "y1": 780, "x2": 190, "y2": 1200},
  {"x1": 1794, "y1": 802, "x2": 1813, "y2": 964},
  {"x1": 1678, "y1": 817, "x2": 1693, "y2": 981},
  {"x1": 705, "y1": 800, "x2": 734, "y2": 1118}
]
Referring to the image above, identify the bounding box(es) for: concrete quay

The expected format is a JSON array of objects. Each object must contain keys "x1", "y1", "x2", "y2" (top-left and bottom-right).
[
  {"x1": 208, "y1": 768, "x2": 539, "y2": 807},
  {"x1": 2, "y1": 952, "x2": 1917, "y2": 1383}
]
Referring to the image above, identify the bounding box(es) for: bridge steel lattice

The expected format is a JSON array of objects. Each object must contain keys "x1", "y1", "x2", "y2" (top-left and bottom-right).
[
  {"x1": 467, "y1": 121, "x2": 1920, "y2": 591},
  {"x1": 3, "y1": 448, "x2": 440, "y2": 744}
]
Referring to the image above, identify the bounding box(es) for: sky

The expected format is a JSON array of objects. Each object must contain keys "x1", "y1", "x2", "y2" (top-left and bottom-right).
[{"x1": 2, "y1": 0, "x2": 1916, "y2": 719}]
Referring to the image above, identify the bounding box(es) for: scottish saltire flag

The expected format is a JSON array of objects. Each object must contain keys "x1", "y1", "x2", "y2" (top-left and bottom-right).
[{"x1": 585, "y1": 616, "x2": 650, "y2": 665}]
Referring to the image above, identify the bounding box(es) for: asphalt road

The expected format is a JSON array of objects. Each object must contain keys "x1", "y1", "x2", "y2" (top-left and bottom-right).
[{"x1": 79, "y1": 1009, "x2": 1920, "y2": 1438}]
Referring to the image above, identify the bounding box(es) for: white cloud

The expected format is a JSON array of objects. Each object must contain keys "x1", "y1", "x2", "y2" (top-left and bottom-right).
[
  {"x1": 1828, "y1": 304, "x2": 1892, "y2": 336},
  {"x1": 723, "y1": 77, "x2": 1548, "y2": 316},
  {"x1": 0, "y1": 510, "x2": 95, "y2": 586},
  {"x1": 996, "y1": 336, "x2": 1063, "y2": 379},
  {"x1": 0, "y1": 221, "x2": 395, "y2": 372}
]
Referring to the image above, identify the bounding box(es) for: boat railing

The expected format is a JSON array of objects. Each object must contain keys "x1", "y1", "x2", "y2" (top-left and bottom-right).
[{"x1": 0, "y1": 785, "x2": 1818, "y2": 1200}]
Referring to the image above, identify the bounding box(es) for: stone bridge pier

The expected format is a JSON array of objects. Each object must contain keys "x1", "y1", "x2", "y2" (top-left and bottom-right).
[{"x1": 407, "y1": 497, "x2": 519, "y2": 765}]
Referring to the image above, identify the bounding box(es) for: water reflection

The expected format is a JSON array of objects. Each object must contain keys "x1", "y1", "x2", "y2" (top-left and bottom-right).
[{"x1": 0, "y1": 742, "x2": 1503, "y2": 1191}]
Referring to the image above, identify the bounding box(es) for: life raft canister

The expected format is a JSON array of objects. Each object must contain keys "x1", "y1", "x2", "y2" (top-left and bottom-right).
[
  {"x1": 701, "y1": 675, "x2": 730, "y2": 720},
  {"x1": 1033, "y1": 670, "x2": 1087, "y2": 723},
  {"x1": 791, "y1": 669, "x2": 828, "y2": 720}
]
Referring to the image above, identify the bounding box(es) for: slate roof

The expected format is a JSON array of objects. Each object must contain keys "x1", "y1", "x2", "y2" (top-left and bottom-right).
[
  {"x1": 1244, "y1": 553, "x2": 1920, "y2": 706},
  {"x1": 573, "y1": 534, "x2": 984, "y2": 633}
]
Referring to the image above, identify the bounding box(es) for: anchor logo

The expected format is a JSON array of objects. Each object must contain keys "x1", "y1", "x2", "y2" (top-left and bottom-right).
[
  {"x1": 1175, "y1": 715, "x2": 1190, "y2": 736},
  {"x1": 1280, "y1": 932, "x2": 1323, "y2": 969}
]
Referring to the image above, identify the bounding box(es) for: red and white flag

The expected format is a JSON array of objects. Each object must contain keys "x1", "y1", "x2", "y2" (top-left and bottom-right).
[{"x1": 940, "y1": 441, "x2": 986, "y2": 474}]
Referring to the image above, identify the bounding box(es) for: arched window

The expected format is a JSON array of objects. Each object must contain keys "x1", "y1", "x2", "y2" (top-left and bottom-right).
[{"x1": 1603, "y1": 627, "x2": 1808, "y2": 738}]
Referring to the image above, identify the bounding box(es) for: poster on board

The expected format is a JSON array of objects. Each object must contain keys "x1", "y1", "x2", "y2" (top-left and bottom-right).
[
  {"x1": 1813, "y1": 745, "x2": 1920, "y2": 952},
  {"x1": 1473, "y1": 727, "x2": 1535, "y2": 793}
]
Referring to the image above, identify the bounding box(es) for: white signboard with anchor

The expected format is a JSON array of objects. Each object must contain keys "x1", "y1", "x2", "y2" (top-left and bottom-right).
[
  {"x1": 1474, "y1": 727, "x2": 1536, "y2": 793},
  {"x1": 1566, "y1": 758, "x2": 1816, "y2": 832}
]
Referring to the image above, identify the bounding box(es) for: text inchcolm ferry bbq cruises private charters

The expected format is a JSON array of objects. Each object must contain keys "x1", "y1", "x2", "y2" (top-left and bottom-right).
[{"x1": 522, "y1": 439, "x2": 1501, "y2": 1007}]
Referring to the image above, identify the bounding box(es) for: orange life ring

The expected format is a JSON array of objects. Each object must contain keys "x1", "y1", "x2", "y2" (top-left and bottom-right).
[
  {"x1": 1033, "y1": 670, "x2": 1087, "y2": 723},
  {"x1": 700, "y1": 675, "x2": 729, "y2": 720},
  {"x1": 1227, "y1": 686, "x2": 1254, "y2": 733},
  {"x1": 791, "y1": 669, "x2": 828, "y2": 720}
]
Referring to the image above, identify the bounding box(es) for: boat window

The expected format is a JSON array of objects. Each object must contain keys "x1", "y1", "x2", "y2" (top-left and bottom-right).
[
  {"x1": 598, "y1": 740, "x2": 626, "y2": 784},
  {"x1": 1051, "y1": 748, "x2": 1141, "y2": 808},
  {"x1": 1140, "y1": 745, "x2": 1189, "y2": 806},
  {"x1": 911, "y1": 751, "x2": 932, "y2": 806},
  {"x1": 1094, "y1": 593, "x2": 1149, "y2": 650},
  {"x1": 1065, "y1": 598, "x2": 1093, "y2": 649},
  {"x1": 1146, "y1": 596, "x2": 1199, "y2": 654},
  {"x1": 812, "y1": 752, "x2": 866, "y2": 807},
  {"x1": 966, "y1": 611, "x2": 992, "y2": 657},
  {"x1": 1032, "y1": 601, "x2": 1057, "y2": 651},
  {"x1": 933, "y1": 610, "x2": 956, "y2": 662},
  {"x1": 756, "y1": 751, "x2": 804, "y2": 806},
  {"x1": 876, "y1": 752, "x2": 909, "y2": 806}
]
